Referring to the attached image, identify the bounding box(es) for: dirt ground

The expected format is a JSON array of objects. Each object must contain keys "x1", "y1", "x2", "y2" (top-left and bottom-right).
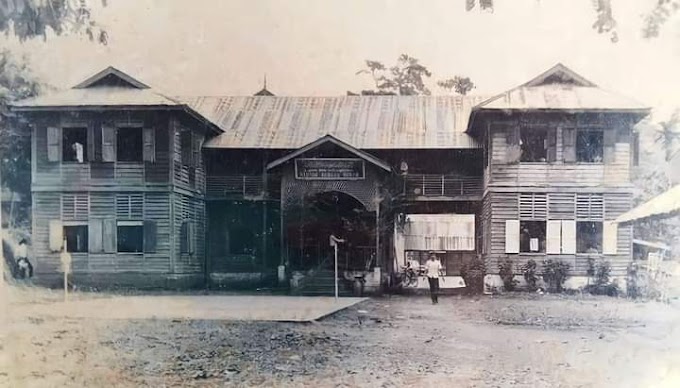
[{"x1": 2, "y1": 287, "x2": 680, "y2": 388}]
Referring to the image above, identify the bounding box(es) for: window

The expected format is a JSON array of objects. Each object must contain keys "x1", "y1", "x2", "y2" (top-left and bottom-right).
[
  {"x1": 229, "y1": 227, "x2": 256, "y2": 255},
  {"x1": 520, "y1": 221, "x2": 546, "y2": 253},
  {"x1": 116, "y1": 127, "x2": 143, "y2": 162},
  {"x1": 62, "y1": 127, "x2": 87, "y2": 162},
  {"x1": 64, "y1": 225, "x2": 88, "y2": 253},
  {"x1": 577, "y1": 221, "x2": 602, "y2": 254},
  {"x1": 576, "y1": 130, "x2": 604, "y2": 163},
  {"x1": 117, "y1": 221, "x2": 144, "y2": 253},
  {"x1": 520, "y1": 128, "x2": 547, "y2": 162}
]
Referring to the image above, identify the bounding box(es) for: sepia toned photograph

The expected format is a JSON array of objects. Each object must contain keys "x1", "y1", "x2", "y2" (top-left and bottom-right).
[{"x1": 1, "y1": 1, "x2": 679, "y2": 386}]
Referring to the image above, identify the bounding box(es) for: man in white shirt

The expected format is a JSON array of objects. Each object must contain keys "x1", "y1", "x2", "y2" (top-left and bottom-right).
[{"x1": 425, "y1": 253, "x2": 443, "y2": 304}]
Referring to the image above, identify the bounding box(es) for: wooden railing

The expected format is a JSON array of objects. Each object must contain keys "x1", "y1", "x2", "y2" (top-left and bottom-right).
[
  {"x1": 206, "y1": 175, "x2": 265, "y2": 198},
  {"x1": 403, "y1": 175, "x2": 482, "y2": 199}
]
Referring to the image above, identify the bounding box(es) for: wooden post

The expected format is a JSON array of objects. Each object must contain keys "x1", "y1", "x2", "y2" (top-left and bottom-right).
[{"x1": 334, "y1": 243, "x2": 338, "y2": 301}]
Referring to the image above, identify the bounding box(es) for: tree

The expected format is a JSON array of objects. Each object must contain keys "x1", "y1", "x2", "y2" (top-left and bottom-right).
[
  {"x1": 356, "y1": 54, "x2": 433, "y2": 96},
  {"x1": 0, "y1": 0, "x2": 107, "y2": 44},
  {"x1": 465, "y1": 0, "x2": 680, "y2": 42},
  {"x1": 437, "y1": 76, "x2": 475, "y2": 96},
  {"x1": 356, "y1": 54, "x2": 474, "y2": 96},
  {"x1": 655, "y1": 109, "x2": 680, "y2": 162}
]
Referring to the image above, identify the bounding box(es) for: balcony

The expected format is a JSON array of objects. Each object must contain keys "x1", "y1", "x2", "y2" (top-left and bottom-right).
[
  {"x1": 403, "y1": 174, "x2": 483, "y2": 201},
  {"x1": 206, "y1": 175, "x2": 265, "y2": 199}
]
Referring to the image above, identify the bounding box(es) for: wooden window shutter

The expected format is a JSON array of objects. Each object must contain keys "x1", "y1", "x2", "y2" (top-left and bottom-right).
[
  {"x1": 180, "y1": 130, "x2": 192, "y2": 166},
  {"x1": 102, "y1": 218, "x2": 117, "y2": 253},
  {"x1": 546, "y1": 129, "x2": 557, "y2": 162},
  {"x1": 47, "y1": 126, "x2": 61, "y2": 162},
  {"x1": 519, "y1": 193, "x2": 547, "y2": 220},
  {"x1": 632, "y1": 132, "x2": 640, "y2": 166},
  {"x1": 188, "y1": 221, "x2": 196, "y2": 254},
  {"x1": 603, "y1": 221, "x2": 618, "y2": 255},
  {"x1": 143, "y1": 127, "x2": 155, "y2": 162},
  {"x1": 505, "y1": 220, "x2": 520, "y2": 254},
  {"x1": 49, "y1": 220, "x2": 63, "y2": 252},
  {"x1": 577, "y1": 194, "x2": 604, "y2": 220},
  {"x1": 102, "y1": 124, "x2": 116, "y2": 162},
  {"x1": 144, "y1": 220, "x2": 157, "y2": 253},
  {"x1": 505, "y1": 127, "x2": 521, "y2": 164},
  {"x1": 180, "y1": 221, "x2": 188, "y2": 254},
  {"x1": 563, "y1": 127, "x2": 576, "y2": 162},
  {"x1": 92, "y1": 122, "x2": 103, "y2": 162},
  {"x1": 561, "y1": 220, "x2": 576, "y2": 254},
  {"x1": 89, "y1": 218, "x2": 103, "y2": 253},
  {"x1": 603, "y1": 129, "x2": 616, "y2": 164},
  {"x1": 546, "y1": 220, "x2": 562, "y2": 254},
  {"x1": 192, "y1": 134, "x2": 202, "y2": 168}
]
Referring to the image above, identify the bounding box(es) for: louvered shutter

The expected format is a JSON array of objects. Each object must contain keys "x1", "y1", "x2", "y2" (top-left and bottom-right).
[
  {"x1": 576, "y1": 194, "x2": 604, "y2": 220},
  {"x1": 519, "y1": 193, "x2": 547, "y2": 220},
  {"x1": 192, "y1": 134, "x2": 202, "y2": 168},
  {"x1": 47, "y1": 126, "x2": 61, "y2": 162},
  {"x1": 89, "y1": 218, "x2": 103, "y2": 253},
  {"x1": 561, "y1": 220, "x2": 576, "y2": 254},
  {"x1": 143, "y1": 127, "x2": 155, "y2": 162},
  {"x1": 49, "y1": 220, "x2": 63, "y2": 252},
  {"x1": 92, "y1": 122, "x2": 103, "y2": 162},
  {"x1": 102, "y1": 218, "x2": 117, "y2": 253},
  {"x1": 180, "y1": 130, "x2": 192, "y2": 166},
  {"x1": 603, "y1": 221, "x2": 618, "y2": 255},
  {"x1": 603, "y1": 129, "x2": 616, "y2": 164},
  {"x1": 102, "y1": 124, "x2": 116, "y2": 162},
  {"x1": 144, "y1": 220, "x2": 157, "y2": 253},
  {"x1": 505, "y1": 220, "x2": 520, "y2": 254},
  {"x1": 563, "y1": 127, "x2": 576, "y2": 162},
  {"x1": 187, "y1": 221, "x2": 195, "y2": 254},
  {"x1": 546, "y1": 220, "x2": 562, "y2": 254}
]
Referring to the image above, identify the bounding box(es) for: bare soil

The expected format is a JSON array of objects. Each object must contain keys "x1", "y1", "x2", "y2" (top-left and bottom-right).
[{"x1": 2, "y1": 287, "x2": 679, "y2": 387}]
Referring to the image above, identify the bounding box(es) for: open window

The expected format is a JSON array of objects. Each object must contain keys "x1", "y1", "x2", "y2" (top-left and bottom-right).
[
  {"x1": 576, "y1": 130, "x2": 604, "y2": 163},
  {"x1": 117, "y1": 127, "x2": 143, "y2": 162},
  {"x1": 577, "y1": 221, "x2": 602, "y2": 254},
  {"x1": 520, "y1": 221, "x2": 546, "y2": 253},
  {"x1": 62, "y1": 127, "x2": 87, "y2": 163},
  {"x1": 64, "y1": 225, "x2": 88, "y2": 253},
  {"x1": 520, "y1": 128, "x2": 547, "y2": 162},
  {"x1": 117, "y1": 221, "x2": 144, "y2": 253}
]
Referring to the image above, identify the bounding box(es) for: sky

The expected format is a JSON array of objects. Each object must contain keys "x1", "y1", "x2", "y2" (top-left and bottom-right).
[{"x1": 3, "y1": 0, "x2": 680, "y2": 117}]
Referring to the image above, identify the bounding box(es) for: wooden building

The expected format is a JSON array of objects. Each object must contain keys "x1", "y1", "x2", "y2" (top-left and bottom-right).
[{"x1": 10, "y1": 64, "x2": 649, "y2": 292}]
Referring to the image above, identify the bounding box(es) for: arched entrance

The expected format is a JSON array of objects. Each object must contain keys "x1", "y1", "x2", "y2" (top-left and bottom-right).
[{"x1": 286, "y1": 191, "x2": 376, "y2": 271}]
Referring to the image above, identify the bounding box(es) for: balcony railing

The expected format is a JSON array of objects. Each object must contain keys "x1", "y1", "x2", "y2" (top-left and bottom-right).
[
  {"x1": 403, "y1": 174, "x2": 482, "y2": 199},
  {"x1": 207, "y1": 175, "x2": 265, "y2": 198}
]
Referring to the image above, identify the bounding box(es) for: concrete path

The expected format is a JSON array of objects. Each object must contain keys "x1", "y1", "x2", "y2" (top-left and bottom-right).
[{"x1": 15, "y1": 295, "x2": 367, "y2": 322}]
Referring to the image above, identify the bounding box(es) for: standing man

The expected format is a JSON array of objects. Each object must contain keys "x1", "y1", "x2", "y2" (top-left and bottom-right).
[
  {"x1": 425, "y1": 253, "x2": 443, "y2": 304},
  {"x1": 16, "y1": 238, "x2": 33, "y2": 279}
]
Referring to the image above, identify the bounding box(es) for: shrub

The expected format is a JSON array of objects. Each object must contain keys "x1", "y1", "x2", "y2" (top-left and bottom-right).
[
  {"x1": 585, "y1": 260, "x2": 620, "y2": 296},
  {"x1": 542, "y1": 259, "x2": 570, "y2": 293},
  {"x1": 521, "y1": 259, "x2": 539, "y2": 292},
  {"x1": 498, "y1": 258, "x2": 518, "y2": 291},
  {"x1": 461, "y1": 256, "x2": 485, "y2": 294}
]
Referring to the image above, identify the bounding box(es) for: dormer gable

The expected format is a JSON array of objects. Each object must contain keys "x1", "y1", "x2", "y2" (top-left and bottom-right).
[
  {"x1": 73, "y1": 66, "x2": 150, "y2": 89},
  {"x1": 521, "y1": 63, "x2": 596, "y2": 88}
]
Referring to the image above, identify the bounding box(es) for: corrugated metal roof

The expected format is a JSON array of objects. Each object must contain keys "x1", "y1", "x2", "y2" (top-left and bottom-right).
[
  {"x1": 475, "y1": 64, "x2": 648, "y2": 112},
  {"x1": 615, "y1": 184, "x2": 680, "y2": 224},
  {"x1": 192, "y1": 95, "x2": 489, "y2": 149},
  {"x1": 11, "y1": 87, "x2": 181, "y2": 109},
  {"x1": 475, "y1": 84, "x2": 648, "y2": 111}
]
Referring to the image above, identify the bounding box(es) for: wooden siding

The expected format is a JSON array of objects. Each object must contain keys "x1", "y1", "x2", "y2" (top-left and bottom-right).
[
  {"x1": 172, "y1": 192, "x2": 205, "y2": 273},
  {"x1": 483, "y1": 191, "x2": 633, "y2": 277},
  {"x1": 486, "y1": 121, "x2": 633, "y2": 188},
  {"x1": 32, "y1": 111, "x2": 170, "y2": 190}
]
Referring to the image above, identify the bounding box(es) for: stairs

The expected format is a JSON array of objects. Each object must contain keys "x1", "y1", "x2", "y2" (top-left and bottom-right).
[{"x1": 299, "y1": 269, "x2": 354, "y2": 296}]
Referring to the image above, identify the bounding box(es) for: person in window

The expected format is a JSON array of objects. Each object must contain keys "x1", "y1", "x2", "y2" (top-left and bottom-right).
[
  {"x1": 15, "y1": 239, "x2": 33, "y2": 279},
  {"x1": 425, "y1": 253, "x2": 444, "y2": 304},
  {"x1": 71, "y1": 141, "x2": 84, "y2": 163}
]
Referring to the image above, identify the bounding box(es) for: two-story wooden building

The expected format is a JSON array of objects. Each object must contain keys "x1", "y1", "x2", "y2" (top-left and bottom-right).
[{"x1": 10, "y1": 64, "x2": 649, "y2": 292}]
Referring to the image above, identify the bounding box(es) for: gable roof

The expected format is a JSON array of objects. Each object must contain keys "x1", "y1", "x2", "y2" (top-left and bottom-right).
[
  {"x1": 196, "y1": 95, "x2": 488, "y2": 150},
  {"x1": 73, "y1": 66, "x2": 150, "y2": 89},
  {"x1": 266, "y1": 135, "x2": 392, "y2": 171},
  {"x1": 472, "y1": 63, "x2": 648, "y2": 112}
]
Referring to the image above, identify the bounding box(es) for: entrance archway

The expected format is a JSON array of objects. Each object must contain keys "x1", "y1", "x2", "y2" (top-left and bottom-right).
[{"x1": 286, "y1": 191, "x2": 376, "y2": 271}]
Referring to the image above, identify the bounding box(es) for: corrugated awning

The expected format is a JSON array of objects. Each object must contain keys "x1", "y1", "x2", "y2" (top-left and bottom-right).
[{"x1": 615, "y1": 184, "x2": 680, "y2": 224}]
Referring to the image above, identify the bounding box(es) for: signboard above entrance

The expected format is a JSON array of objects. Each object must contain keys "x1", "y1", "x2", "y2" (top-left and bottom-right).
[{"x1": 295, "y1": 158, "x2": 365, "y2": 180}]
